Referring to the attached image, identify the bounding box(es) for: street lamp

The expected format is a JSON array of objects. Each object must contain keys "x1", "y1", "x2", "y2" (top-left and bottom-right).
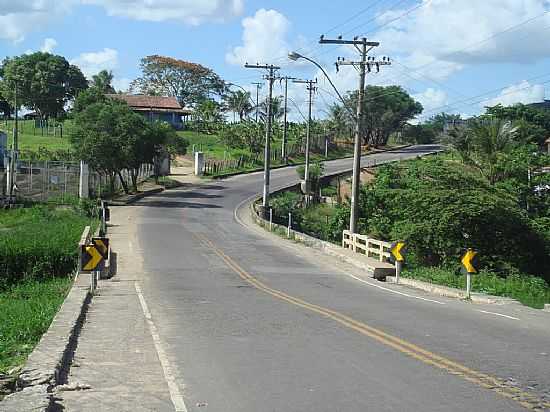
[{"x1": 288, "y1": 52, "x2": 355, "y2": 120}]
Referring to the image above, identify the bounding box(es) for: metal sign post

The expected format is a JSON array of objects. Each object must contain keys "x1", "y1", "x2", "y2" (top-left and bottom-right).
[
  {"x1": 390, "y1": 241, "x2": 407, "y2": 284},
  {"x1": 461, "y1": 249, "x2": 479, "y2": 299}
]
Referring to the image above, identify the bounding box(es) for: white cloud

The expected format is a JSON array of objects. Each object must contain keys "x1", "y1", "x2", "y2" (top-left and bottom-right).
[
  {"x1": 70, "y1": 48, "x2": 118, "y2": 78},
  {"x1": 82, "y1": 0, "x2": 243, "y2": 24},
  {"x1": 374, "y1": 0, "x2": 550, "y2": 79},
  {"x1": 112, "y1": 77, "x2": 132, "y2": 92},
  {"x1": 412, "y1": 87, "x2": 449, "y2": 122},
  {"x1": 40, "y1": 38, "x2": 57, "y2": 53},
  {"x1": 226, "y1": 9, "x2": 290, "y2": 65},
  {"x1": 0, "y1": 0, "x2": 72, "y2": 42},
  {"x1": 482, "y1": 80, "x2": 545, "y2": 107}
]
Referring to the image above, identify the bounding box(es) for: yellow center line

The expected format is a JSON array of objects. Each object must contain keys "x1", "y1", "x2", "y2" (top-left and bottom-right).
[{"x1": 194, "y1": 233, "x2": 550, "y2": 411}]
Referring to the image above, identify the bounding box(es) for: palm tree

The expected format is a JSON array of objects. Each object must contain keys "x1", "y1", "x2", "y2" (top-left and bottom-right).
[
  {"x1": 91, "y1": 70, "x2": 116, "y2": 93},
  {"x1": 447, "y1": 117, "x2": 518, "y2": 184},
  {"x1": 225, "y1": 90, "x2": 253, "y2": 122},
  {"x1": 328, "y1": 103, "x2": 351, "y2": 138},
  {"x1": 259, "y1": 96, "x2": 285, "y2": 123}
]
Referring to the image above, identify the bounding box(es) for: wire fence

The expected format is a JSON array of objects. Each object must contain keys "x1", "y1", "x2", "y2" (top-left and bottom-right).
[
  {"x1": 202, "y1": 134, "x2": 353, "y2": 176},
  {"x1": 0, "y1": 159, "x2": 155, "y2": 202}
]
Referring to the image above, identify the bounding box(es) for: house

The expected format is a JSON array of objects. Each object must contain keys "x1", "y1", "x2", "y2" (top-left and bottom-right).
[{"x1": 107, "y1": 94, "x2": 193, "y2": 129}]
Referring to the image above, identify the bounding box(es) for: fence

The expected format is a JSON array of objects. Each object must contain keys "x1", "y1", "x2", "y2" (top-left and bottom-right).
[
  {"x1": 201, "y1": 134, "x2": 354, "y2": 176},
  {"x1": 342, "y1": 230, "x2": 393, "y2": 263},
  {"x1": 1, "y1": 159, "x2": 154, "y2": 202}
]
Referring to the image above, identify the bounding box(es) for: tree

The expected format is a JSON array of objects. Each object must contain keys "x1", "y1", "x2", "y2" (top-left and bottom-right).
[
  {"x1": 71, "y1": 96, "x2": 147, "y2": 194},
  {"x1": 402, "y1": 124, "x2": 436, "y2": 144},
  {"x1": 0, "y1": 94, "x2": 11, "y2": 117},
  {"x1": 0, "y1": 52, "x2": 88, "y2": 118},
  {"x1": 91, "y1": 70, "x2": 116, "y2": 93},
  {"x1": 447, "y1": 117, "x2": 518, "y2": 184},
  {"x1": 259, "y1": 96, "x2": 285, "y2": 123},
  {"x1": 196, "y1": 98, "x2": 223, "y2": 134},
  {"x1": 130, "y1": 55, "x2": 226, "y2": 106},
  {"x1": 225, "y1": 90, "x2": 253, "y2": 121},
  {"x1": 327, "y1": 103, "x2": 352, "y2": 138},
  {"x1": 485, "y1": 103, "x2": 550, "y2": 146},
  {"x1": 343, "y1": 85, "x2": 423, "y2": 146}
]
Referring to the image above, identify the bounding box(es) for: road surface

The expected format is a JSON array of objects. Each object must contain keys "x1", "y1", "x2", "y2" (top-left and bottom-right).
[{"x1": 64, "y1": 145, "x2": 550, "y2": 411}]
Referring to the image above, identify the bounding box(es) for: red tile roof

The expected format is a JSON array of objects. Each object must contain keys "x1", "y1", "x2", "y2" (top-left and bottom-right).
[{"x1": 107, "y1": 94, "x2": 183, "y2": 110}]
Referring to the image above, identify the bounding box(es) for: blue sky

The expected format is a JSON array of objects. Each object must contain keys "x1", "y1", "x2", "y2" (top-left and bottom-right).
[{"x1": 1, "y1": 0, "x2": 550, "y2": 121}]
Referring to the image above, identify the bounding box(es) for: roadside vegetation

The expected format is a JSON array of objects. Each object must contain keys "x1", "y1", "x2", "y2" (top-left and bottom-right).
[
  {"x1": 0, "y1": 200, "x2": 98, "y2": 374},
  {"x1": 269, "y1": 103, "x2": 550, "y2": 309}
]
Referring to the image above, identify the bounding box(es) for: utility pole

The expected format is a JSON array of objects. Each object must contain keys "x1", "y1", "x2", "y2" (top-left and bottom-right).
[
  {"x1": 293, "y1": 78, "x2": 317, "y2": 198},
  {"x1": 6, "y1": 81, "x2": 18, "y2": 201},
  {"x1": 245, "y1": 64, "x2": 281, "y2": 215},
  {"x1": 252, "y1": 82, "x2": 262, "y2": 123},
  {"x1": 320, "y1": 36, "x2": 390, "y2": 233},
  {"x1": 280, "y1": 76, "x2": 296, "y2": 164}
]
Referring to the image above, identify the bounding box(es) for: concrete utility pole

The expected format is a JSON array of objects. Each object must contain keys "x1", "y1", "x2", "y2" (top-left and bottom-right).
[
  {"x1": 245, "y1": 64, "x2": 281, "y2": 215},
  {"x1": 280, "y1": 76, "x2": 296, "y2": 164},
  {"x1": 293, "y1": 78, "x2": 317, "y2": 196},
  {"x1": 252, "y1": 82, "x2": 262, "y2": 123},
  {"x1": 319, "y1": 36, "x2": 390, "y2": 233},
  {"x1": 6, "y1": 81, "x2": 18, "y2": 200}
]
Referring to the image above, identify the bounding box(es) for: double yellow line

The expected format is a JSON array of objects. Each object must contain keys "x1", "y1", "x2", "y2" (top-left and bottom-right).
[{"x1": 195, "y1": 233, "x2": 550, "y2": 411}]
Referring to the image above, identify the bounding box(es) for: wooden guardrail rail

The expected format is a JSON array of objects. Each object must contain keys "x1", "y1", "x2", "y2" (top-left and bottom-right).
[{"x1": 342, "y1": 230, "x2": 392, "y2": 263}]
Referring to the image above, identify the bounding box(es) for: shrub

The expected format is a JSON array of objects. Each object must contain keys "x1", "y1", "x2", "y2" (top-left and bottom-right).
[
  {"x1": 0, "y1": 206, "x2": 94, "y2": 289},
  {"x1": 270, "y1": 192, "x2": 302, "y2": 226}
]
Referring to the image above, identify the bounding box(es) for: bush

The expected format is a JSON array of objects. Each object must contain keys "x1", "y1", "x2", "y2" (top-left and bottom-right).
[
  {"x1": 321, "y1": 186, "x2": 337, "y2": 197},
  {"x1": 270, "y1": 192, "x2": 302, "y2": 226},
  {"x1": 0, "y1": 206, "x2": 95, "y2": 289}
]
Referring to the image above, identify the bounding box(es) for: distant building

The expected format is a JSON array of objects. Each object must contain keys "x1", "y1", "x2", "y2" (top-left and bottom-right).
[{"x1": 107, "y1": 94, "x2": 193, "y2": 130}]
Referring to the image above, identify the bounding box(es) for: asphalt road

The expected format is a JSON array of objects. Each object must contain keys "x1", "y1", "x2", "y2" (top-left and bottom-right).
[{"x1": 129, "y1": 145, "x2": 550, "y2": 412}]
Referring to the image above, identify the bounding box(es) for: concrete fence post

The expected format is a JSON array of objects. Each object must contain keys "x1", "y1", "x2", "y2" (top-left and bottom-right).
[
  {"x1": 287, "y1": 212, "x2": 292, "y2": 238},
  {"x1": 269, "y1": 208, "x2": 273, "y2": 231},
  {"x1": 79, "y1": 161, "x2": 89, "y2": 199},
  {"x1": 194, "y1": 152, "x2": 204, "y2": 176}
]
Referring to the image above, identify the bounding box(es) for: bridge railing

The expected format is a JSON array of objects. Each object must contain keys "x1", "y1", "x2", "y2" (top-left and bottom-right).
[{"x1": 342, "y1": 230, "x2": 392, "y2": 263}]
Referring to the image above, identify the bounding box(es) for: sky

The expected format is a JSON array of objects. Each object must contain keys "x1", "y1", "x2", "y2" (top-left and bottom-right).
[{"x1": 1, "y1": 0, "x2": 550, "y2": 122}]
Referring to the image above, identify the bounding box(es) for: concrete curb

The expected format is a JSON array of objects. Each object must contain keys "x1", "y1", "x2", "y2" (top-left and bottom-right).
[
  {"x1": 108, "y1": 187, "x2": 164, "y2": 206},
  {"x1": 386, "y1": 276, "x2": 521, "y2": 305},
  {"x1": 0, "y1": 274, "x2": 92, "y2": 411}
]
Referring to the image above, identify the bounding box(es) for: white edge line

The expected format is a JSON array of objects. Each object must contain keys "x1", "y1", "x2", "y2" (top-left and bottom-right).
[
  {"x1": 135, "y1": 282, "x2": 188, "y2": 412},
  {"x1": 234, "y1": 193, "x2": 446, "y2": 306},
  {"x1": 477, "y1": 310, "x2": 520, "y2": 320},
  {"x1": 347, "y1": 273, "x2": 446, "y2": 305}
]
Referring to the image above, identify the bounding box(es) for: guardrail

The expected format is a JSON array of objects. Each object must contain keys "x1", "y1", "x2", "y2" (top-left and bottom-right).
[{"x1": 342, "y1": 230, "x2": 392, "y2": 263}]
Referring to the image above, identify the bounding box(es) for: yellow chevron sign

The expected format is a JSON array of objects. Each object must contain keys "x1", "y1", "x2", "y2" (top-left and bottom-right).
[
  {"x1": 461, "y1": 249, "x2": 479, "y2": 274},
  {"x1": 81, "y1": 245, "x2": 104, "y2": 271},
  {"x1": 390, "y1": 241, "x2": 406, "y2": 262},
  {"x1": 92, "y1": 237, "x2": 109, "y2": 259}
]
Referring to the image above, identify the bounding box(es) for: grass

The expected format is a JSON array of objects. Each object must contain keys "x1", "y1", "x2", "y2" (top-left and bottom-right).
[
  {"x1": 0, "y1": 277, "x2": 72, "y2": 374},
  {"x1": 0, "y1": 119, "x2": 72, "y2": 152},
  {"x1": 402, "y1": 266, "x2": 550, "y2": 309},
  {"x1": 0, "y1": 202, "x2": 94, "y2": 377}
]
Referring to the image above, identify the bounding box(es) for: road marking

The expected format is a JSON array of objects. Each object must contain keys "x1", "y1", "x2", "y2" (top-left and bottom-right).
[
  {"x1": 234, "y1": 196, "x2": 445, "y2": 306},
  {"x1": 478, "y1": 310, "x2": 520, "y2": 320},
  {"x1": 195, "y1": 232, "x2": 549, "y2": 412},
  {"x1": 346, "y1": 273, "x2": 446, "y2": 305},
  {"x1": 135, "y1": 282, "x2": 188, "y2": 412}
]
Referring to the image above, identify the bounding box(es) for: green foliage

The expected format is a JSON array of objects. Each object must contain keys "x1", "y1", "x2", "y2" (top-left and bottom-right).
[
  {"x1": 402, "y1": 124, "x2": 436, "y2": 144},
  {"x1": 342, "y1": 85, "x2": 423, "y2": 146},
  {"x1": 219, "y1": 121, "x2": 264, "y2": 153},
  {"x1": 130, "y1": 55, "x2": 226, "y2": 106},
  {"x1": 486, "y1": 103, "x2": 550, "y2": 146},
  {"x1": 402, "y1": 267, "x2": 550, "y2": 309},
  {"x1": 224, "y1": 90, "x2": 253, "y2": 121},
  {"x1": 0, "y1": 277, "x2": 72, "y2": 374},
  {"x1": 321, "y1": 186, "x2": 337, "y2": 197},
  {"x1": 270, "y1": 191, "x2": 302, "y2": 226},
  {"x1": 0, "y1": 206, "x2": 95, "y2": 289},
  {"x1": 296, "y1": 162, "x2": 325, "y2": 182},
  {"x1": 359, "y1": 158, "x2": 550, "y2": 280},
  {"x1": 91, "y1": 70, "x2": 116, "y2": 94},
  {"x1": 0, "y1": 52, "x2": 87, "y2": 118}
]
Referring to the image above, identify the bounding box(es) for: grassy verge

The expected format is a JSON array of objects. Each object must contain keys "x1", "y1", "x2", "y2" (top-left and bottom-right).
[
  {"x1": 0, "y1": 120, "x2": 72, "y2": 152},
  {"x1": 0, "y1": 203, "x2": 95, "y2": 376},
  {"x1": 0, "y1": 277, "x2": 72, "y2": 374},
  {"x1": 402, "y1": 267, "x2": 550, "y2": 309}
]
